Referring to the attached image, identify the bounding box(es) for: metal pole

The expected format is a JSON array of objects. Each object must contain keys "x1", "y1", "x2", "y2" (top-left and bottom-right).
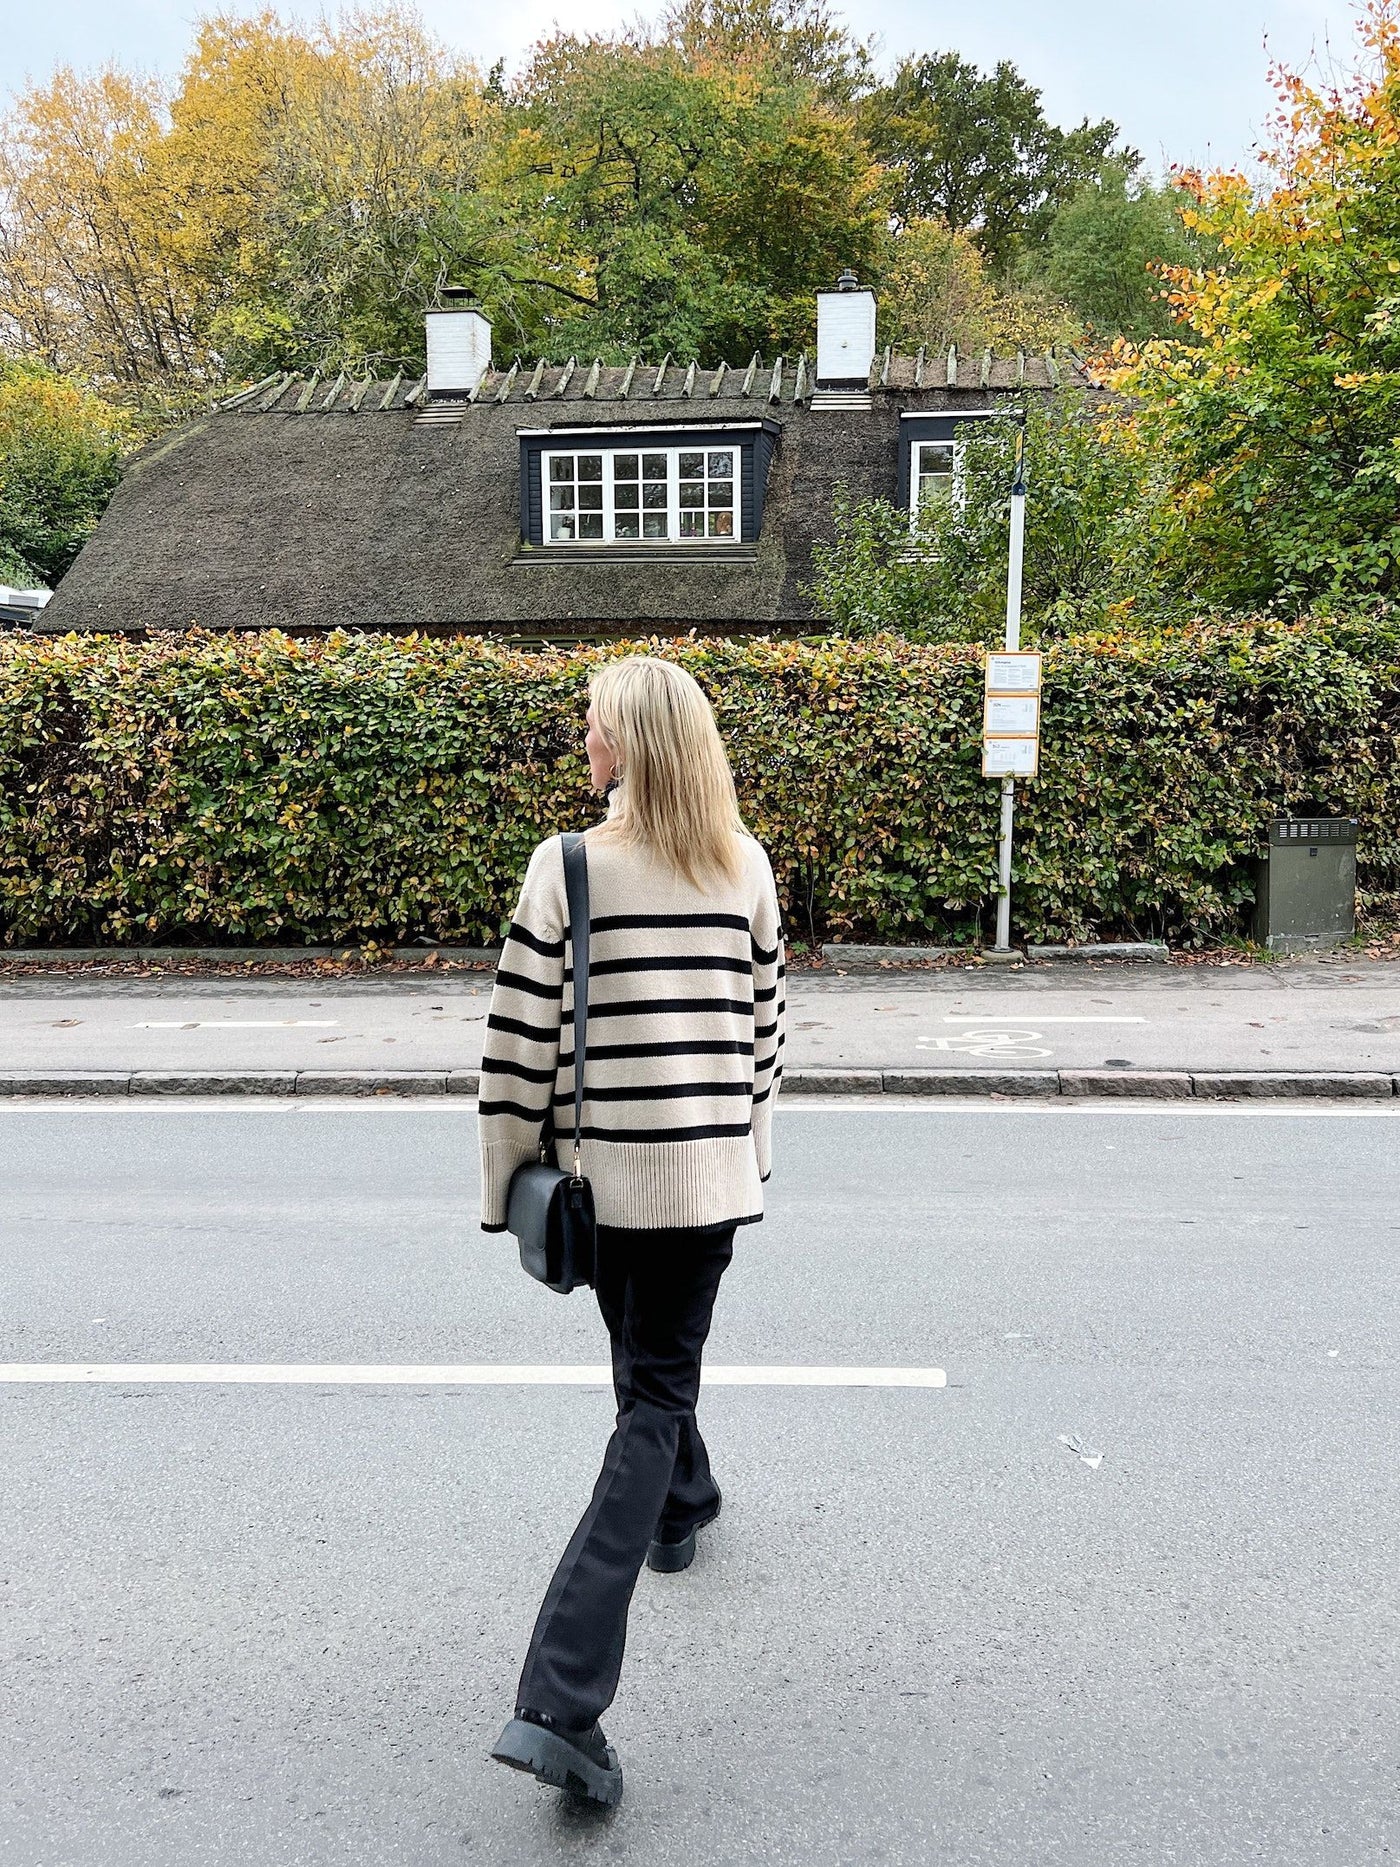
[{"x1": 993, "y1": 419, "x2": 1028, "y2": 953}]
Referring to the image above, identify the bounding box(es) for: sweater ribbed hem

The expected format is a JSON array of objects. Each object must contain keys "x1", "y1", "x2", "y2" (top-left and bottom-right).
[{"x1": 566, "y1": 1134, "x2": 763, "y2": 1230}]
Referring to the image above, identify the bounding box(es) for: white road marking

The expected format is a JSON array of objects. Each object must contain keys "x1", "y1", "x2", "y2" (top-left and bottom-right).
[
  {"x1": 920, "y1": 1032, "x2": 1052, "y2": 1058},
  {"x1": 942, "y1": 1015, "x2": 1147, "y2": 1024},
  {"x1": 0, "y1": 1363, "x2": 946, "y2": 1388},
  {"x1": 132, "y1": 1020, "x2": 340, "y2": 1029}
]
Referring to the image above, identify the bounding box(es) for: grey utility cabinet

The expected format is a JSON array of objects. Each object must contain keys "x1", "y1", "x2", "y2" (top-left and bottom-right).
[{"x1": 1252, "y1": 818, "x2": 1357, "y2": 953}]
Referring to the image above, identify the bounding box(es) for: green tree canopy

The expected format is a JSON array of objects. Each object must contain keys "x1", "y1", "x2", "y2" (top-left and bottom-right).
[
  {"x1": 862, "y1": 52, "x2": 1127, "y2": 273},
  {"x1": 1040, "y1": 160, "x2": 1198, "y2": 342},
  {"x1": 483, "y1": 31, "x2": 887, "y2": 359},
  {"x1": 0, "y1": 359, "x2": 131, "y2": 585},
  {"x1": 1111, "y1": 0, "x2": 1400, "y2": 610}
]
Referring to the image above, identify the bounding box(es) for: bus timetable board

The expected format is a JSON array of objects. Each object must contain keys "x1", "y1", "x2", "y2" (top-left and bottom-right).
[{"x1": 982, "y1": 651, "x2": 1042, "y2": 778}]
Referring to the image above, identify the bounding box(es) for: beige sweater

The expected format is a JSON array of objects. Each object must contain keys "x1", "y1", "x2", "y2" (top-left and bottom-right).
[{"x1": 478, "y1": 827, "x2": 785, "y2": 1232}]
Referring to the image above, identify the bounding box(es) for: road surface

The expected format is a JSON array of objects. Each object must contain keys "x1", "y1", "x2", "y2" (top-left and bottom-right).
[{"x1": 3, "y1": 1098, "x2": 1397, "y2": 1865}]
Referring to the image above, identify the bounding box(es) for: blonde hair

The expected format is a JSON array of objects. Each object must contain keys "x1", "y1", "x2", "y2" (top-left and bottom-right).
[{"x1": 588, "y1": 656, "x2": 746, "y2": 888}]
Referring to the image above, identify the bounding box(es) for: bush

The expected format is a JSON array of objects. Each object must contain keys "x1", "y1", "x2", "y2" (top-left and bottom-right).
[
  {"x1": 1, "y1": 620, "x2": 1397, "y2": 948},
  {"x1": 809, "y1": 393, "x2": 1180, "y2": 643}
]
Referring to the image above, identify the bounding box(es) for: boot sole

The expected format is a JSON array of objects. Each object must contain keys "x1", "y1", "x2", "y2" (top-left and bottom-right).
[
  {"x1": 646, "y1": 1496, "x2": 722, "y2": 1573},
  {"x1": 490, "y1": 1718, "x2": 623, "y2": 1808}
]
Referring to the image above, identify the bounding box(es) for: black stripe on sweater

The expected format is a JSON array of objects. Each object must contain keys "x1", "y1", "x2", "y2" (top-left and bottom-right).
[
  {"x1": 486, "y1": 1012, "x2": 559, "y2": 1044},
  {"x1": 493, "y1": 967, "x2": 563, "y2": 1001},
  {"x1": 754, "y1": 1019, "x2": 781, "y2": 1040},
  {"x1": 575, "y1": 1121, "x2": 753, "y2": 1144},
  {"x1": 565, "y1": 995, "x2": 751, "y2": 1021},
  {"x1": 751, "y1": 937, "x2": 780, "y2": 965},
  {"x1": 567, "y1": 954, "x2": 753, "y2": 980},
  {"x1": 580, "y1": 912, "x2": 749, "y2": 936},
  {"x1": 506, "y1": 922, "x2": 564, "y2": 959},
  {"x1": 552, "y1": 1080, "x2": 752, "y2": 1105},
  {"x1": 559, "y1": 1038, "x2": 753, "y2": 1066},
  {"x1": 477, "y1": 1097, "x2": 551, "y2": 1122},
  {"x1": 480, "y1": 1056, "x2": 557, "y2": 1084}
]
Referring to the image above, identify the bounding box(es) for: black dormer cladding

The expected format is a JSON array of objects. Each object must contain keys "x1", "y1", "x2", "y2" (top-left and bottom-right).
[
  {"x1": 896, "y1": 409, "x2": 1021, "y2": 511},
  {"x1": 517, "y1": 421, "x2": 781, "y2": 548}
]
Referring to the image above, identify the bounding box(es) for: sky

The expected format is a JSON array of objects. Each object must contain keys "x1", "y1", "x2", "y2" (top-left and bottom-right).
[{"x1": 0, "y1": 0, "x2": 1370, "y2": 175}]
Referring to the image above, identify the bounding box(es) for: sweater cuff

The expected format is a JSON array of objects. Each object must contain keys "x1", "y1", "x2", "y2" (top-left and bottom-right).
[{"x1": 480, "y1": 1140, "x2": 539, "y2": 1230}]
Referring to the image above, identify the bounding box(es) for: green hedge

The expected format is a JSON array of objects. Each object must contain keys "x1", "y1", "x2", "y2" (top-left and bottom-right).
[{"x1": 1, "y1": 621, "x2": 1398, "y2": 947}]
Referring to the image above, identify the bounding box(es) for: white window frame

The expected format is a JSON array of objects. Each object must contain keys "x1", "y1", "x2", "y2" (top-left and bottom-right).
[
  {"x1": 541, "y1": 444, "x2": 742, "y2": 546},
  {"x1": 909, "y1": 438, "x2": 966, "y2": 534}
]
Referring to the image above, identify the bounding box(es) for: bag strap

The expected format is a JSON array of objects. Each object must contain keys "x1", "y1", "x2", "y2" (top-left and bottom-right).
[{"x1": 560, "y1": 831, "x2": 590, "y2": 1176}]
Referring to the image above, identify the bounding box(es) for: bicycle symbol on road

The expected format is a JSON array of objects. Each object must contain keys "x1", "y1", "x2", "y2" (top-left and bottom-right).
[{"x1": 917, "y1": 1029, "x2": 1052, "y2": 1060}]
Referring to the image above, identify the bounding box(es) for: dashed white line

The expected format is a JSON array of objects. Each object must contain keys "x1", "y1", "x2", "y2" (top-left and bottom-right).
[{"x1": 941, "y1": 1015, "x2": 1147, "y2": 1024}]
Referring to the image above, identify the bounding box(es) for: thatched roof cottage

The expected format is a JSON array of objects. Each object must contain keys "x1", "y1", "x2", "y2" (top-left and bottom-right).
[{"x1": 44, "y1": 277, "x2": 1094, "y2": 638}]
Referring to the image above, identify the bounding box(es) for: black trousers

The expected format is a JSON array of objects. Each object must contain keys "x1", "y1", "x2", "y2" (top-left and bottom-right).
[{"x1": 515, "y1": 1222, "x2": 735, "y2": 1730}]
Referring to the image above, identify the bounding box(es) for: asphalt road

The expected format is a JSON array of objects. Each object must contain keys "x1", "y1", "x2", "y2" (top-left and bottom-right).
[
  {"x1": 3, "y1": 953, "x2": 1400, "y2": 1075},
  {"x1": 3, "y1": 1100, "x2": 1398, "y2": 1866}
]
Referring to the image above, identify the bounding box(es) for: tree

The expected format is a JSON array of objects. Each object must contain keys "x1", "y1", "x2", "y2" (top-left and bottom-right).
[
  {"x1": 878, "y1": 217, "x2": 1077, "y2": 356},
  {"x1": 862, "y1": 53, "x2": 1127, "y2": 274},
  {"x1": 162, "y1": 12, "x2": 485, "y2": 377},
  {"x1": 487, "y1": 32, "x2": 887, "y2": 360},
  {"x1": 810, "y1": 394, "x2": 1175, "y2": 642},
  {"x1": 0, "y1": 68, "x2": 203, "y2": 384},
  {"x1": 1110, "y1": 0, "x2": 1400, "y2": 609},
  {"x1": 659, "y1": 0, "x2": 874, "y2": 102},
  {"x1": 0, "y1": 359, "x2": 130, "y2": 585},
  {"x1": 0, "y1": 11, "x2": 485, "y2": 387},
  {"x1": 1040, "y1": 160, "x2": 1198, "y2": 342}
]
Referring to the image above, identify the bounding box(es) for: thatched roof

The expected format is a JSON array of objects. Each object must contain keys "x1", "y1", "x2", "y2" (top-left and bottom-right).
[{"x1": 45, "y1": 347, "x2": 1096, "y2": 636}]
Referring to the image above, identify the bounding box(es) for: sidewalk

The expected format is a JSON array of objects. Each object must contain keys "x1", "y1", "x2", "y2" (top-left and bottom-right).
[{"x1": 2, "y1": 953, "x2": 1399, "y2": 1095}]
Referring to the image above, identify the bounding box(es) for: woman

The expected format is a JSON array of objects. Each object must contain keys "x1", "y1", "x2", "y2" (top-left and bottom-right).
[{"x1": 480, "y1": 655, "x2": 785, "y2": 1809}]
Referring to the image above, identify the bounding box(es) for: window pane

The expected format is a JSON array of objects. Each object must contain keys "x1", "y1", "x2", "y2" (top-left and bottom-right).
[
  {"x1": 549, "y1": 486, "x2": 575, "y2": 510},
  {"x1": 643, "y1": 513, "x2": 667, "y2": 537},
  {"x1": 549, "y1": 456, "x2": 574, "y2": 482},
  {"x1": 615, "y1": 514, "x2": 640, "y2": 539},
  {"x1": 679, "y1": 483, "x2": 704, "y2": 508},
  {"x1": 642, "y1": 453, "x2": 667, "y2": 479},
  {"x1": 679, "y1": 451, "x2": 704, "y2": 479},
  {"x1": 578, "y1": 484, "x2": 603, "y2": 510},
  {"x1": 614, "y1": 483, "x2": 639, "y2": 509},
  {"x1": 708, "y1": 451, "x2": 733, "y2": 478},
  {"x1": 550, "y1": 513, "x2": 576, "y2": 540},
  {"x1": 614, "y1": 454, "x2": 638, "y2": 479},
  {"x1": 578, "y1": 512, "x2": 604, "y2": 539},
  {"x1": 708, "y1": 479, "x2": 732, "y2": 507},
  {"x1": 709, "y1": 511, "x2": 734, "y2": 537},
  {"x1": 642, "y1": 482, "x2": 666, "y2": 509},
  {"x1": 917, "y1": 442, "x2": 954, "y2": 474},
  {"x1": 679, "y1": 511, "x2": 705, "y2": 537},
  {"x1": 577, "y1": 455, "x2": 603, "y2": 482}
]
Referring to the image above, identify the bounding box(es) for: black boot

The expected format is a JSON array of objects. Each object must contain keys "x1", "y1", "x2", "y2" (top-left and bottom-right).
[
  {"x1": 646, "y1": 1488, "x2": 722, "y2": 1574},
  {"x1": 491, "y1": 1708, "x2": 623, "y2": 1808}
]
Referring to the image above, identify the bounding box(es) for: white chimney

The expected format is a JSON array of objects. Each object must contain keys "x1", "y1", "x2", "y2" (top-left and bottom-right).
[
  {"x1": 425, "y1": 286, "x2": 491, "y2": 396},
  {"x1": 816, "y1": 270, "x2": 876, "y2": 388}
]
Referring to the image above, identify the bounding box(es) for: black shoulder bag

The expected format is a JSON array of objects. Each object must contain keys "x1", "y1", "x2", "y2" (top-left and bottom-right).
[{"x1": 504, "y1": 831, "x2": 596, "y2": 1294}]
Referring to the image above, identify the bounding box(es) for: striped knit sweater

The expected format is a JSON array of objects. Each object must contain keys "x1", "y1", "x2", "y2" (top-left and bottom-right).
[{"x1": 478, "y1": 827, "x2": 785, "y2": 1233}]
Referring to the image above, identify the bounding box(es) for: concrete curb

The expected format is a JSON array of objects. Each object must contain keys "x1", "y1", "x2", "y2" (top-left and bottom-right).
[
  {"x1": 0, "y1": 1069, "x2": 1396, "y2": 1100},
  {"x1": 819, "y1": 942, "x2": 1171, "y2": 968}
]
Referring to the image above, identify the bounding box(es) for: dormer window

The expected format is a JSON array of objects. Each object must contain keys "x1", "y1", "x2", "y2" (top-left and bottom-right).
[
  {"x1": 911, "y1": 439, "x2": 959, "y2": 521},
  {"x1": 519, "y1": 421, "x2": 777, "y2": 551},
  {"x1": 546, "y1": 446, "x2": 737, "y2": 544}
]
